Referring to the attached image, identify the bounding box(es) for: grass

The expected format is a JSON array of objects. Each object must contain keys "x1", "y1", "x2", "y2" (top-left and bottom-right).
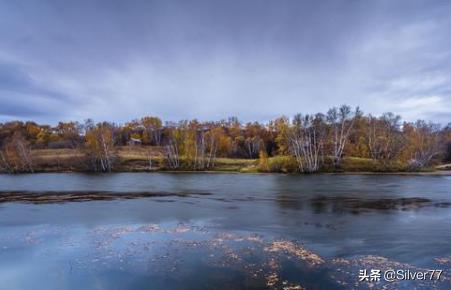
[
  {"x1": 32, "y1": 148, "x2": 84, "y2": 159},
  {"x1": 24, "y1": 146, "x2": 444, "y2": 173},
  {"x1": 215, "y1": 158, "x2": 256, "y2": 165},
  {"x1": 338, "y1": 157, "x2": 410, "y2": 172}
]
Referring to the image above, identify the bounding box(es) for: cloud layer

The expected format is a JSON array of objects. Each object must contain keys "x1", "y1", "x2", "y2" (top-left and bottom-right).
[{"x1": 0, "y1": 0, "x2": 450, "y2": 124}]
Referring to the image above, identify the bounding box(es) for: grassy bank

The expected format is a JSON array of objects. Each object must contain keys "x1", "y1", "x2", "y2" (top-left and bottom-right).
[
  {"x1": 28, "y1": 146, "x2": 258, "y2": 173},
  {"x1": 11, "y1": 146, "x2": 446, "y2": 174},
  {"x1": 257, "y1": 155, "x2": 423, "y2": 173}
]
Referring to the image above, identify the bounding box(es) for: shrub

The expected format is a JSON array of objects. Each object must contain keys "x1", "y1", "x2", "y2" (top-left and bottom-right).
[
  {"x1": 258, "y1": 150, "x2": 270, "y2": 172},
  {"x1": 339, "y1": 157, "x2": 409, "y2": 172},
  {"x1": 267, "y1": 156, "x2": 298, "y2": 173}
]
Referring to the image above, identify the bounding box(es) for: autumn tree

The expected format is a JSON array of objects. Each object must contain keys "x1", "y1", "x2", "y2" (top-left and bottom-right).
[
  {"x1": 367, "y1": 113, "x2": 405, "y2": 162},
  {"x1": 203, "y1": 126, "x2": 224, "y2": 168},
  {"x1": 182, "y1": 121, "x2": 223, "y2": 169},
  {"x1": 55, "y1": 121, "x2": 82, "y2": 148},
  {"x1": 1, "y1": 106, "x2": 449, "y2": 174},
  {"x1": 403, "y1": 120, "x2": 441, "y2": 168},
  {"x1": 164, "y1": 123, "x2": 183, "y2": 169},
  {"x1": 0, "y1": 131, "x2": 34, "y2": 173},
  {"x1": 258, "y1": 149, "x2": 270, "y2": 172},
  {"x1": 84, "y1": 122, "x2": 116, "y2": 172},
  {"x1": 326, "y1": 105, "x2": 360, "y2": 166},
  {"x1": 141, "y1": 116, "x2": 163, "y2": 146},
  {"x1": 271, "y1": 116, "x2": 290, "y2": 155},
  {"x1": 35, "y1": 127, "x2": 52, "y2": 148},
  {"x1": 25, "y1": 122, "x2": 41, "y2": 145},
  {"x1": 345, "y1": 114, "x2": 370, "y2": 158},
  {"x1": 242, "y1": 122, "x2": 265, "y2": 158},
  {"x1": 215, "y1": 127, "x2": 232, "y2": 157}
]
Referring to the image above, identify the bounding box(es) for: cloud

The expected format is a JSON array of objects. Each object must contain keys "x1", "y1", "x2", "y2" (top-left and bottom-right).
[
  {"x1": 0, "y1": 57, "x2": 86, "y2": 122},
  {"x1": 394, "y1": 96, "x2": 450, "y2": 121},
  {"x1": 0, "y1": 0, "x2": 450, "y2": 124}
]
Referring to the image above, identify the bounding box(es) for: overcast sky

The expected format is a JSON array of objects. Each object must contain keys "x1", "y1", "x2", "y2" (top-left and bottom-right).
[{"x1": 0, "y1": 0, "x2": 450, "y2": 125}]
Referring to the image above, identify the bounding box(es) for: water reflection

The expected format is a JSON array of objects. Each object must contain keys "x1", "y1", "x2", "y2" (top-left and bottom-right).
[{"x1": 0, "y1": 173, "x2": 450, "y2": 289}]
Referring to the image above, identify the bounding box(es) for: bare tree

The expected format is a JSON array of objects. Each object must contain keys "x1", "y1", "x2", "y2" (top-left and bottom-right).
[
  {"x1": 146, "y1": 148, "x2": 153, "y2": 170},
  {"x1": 0, "y1": 150, "x2": 12, "y2": 173},
  {"x1": 288, "y1": 114, "x2": 326, "y2": 173},
  {"x1": 84, "y1": 123, "x2": 116, "y2": 172},
  {"x1": 244, "y1": 136, "x2": 262, "y2": 158},
  {"x1": 165, "y1": 140, "x2": 180, "y2": 169},
  {"x1": 164, "y1": 127, "x2": 182, "y2": 169},
  {"x1": 205, "y1": 128, "x2": 220, "y2": 168},
  {"x1": 405, "y1": 120, "x2": 441, "y2": 169},
  {"x1": 327, "y1": 105, "x2": 360, "y2": 166},
  {"x1": 0, "y1": 132, "x2": 33, "y2": 173},
  {"x1": 367, "y1": 113, "x2": 405, "y2": 162},
  {"x1": 194, "y1": 128, "x2": 207, "y2": 169},
  {"x1": 192, "y1": 126, "x2": 219, "y2": 169}
]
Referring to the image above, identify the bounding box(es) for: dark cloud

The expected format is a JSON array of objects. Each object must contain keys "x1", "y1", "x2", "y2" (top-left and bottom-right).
[
  {"x1": 0, "y1": 95, "x2": 49, "y2": 118},
  {"x1": 0, "y1": 59, "x2": 82, "y2": 121},
  {"x1": 0, "y1": 0, "x2": 450, "y2": 124}
]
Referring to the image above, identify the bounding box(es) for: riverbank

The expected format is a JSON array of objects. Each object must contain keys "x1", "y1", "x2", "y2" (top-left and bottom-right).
[{"x1": 3, "y1": 146, "x2": 448, "y2": 174}]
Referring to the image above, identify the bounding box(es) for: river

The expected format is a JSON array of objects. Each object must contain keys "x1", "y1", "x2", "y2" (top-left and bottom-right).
[{"x1": 0, "y1": 173, "x2": 450, "y2": 289}]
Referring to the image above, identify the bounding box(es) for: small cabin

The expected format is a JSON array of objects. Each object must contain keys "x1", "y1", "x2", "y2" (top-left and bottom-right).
[{"x1": 128, "y1": 137, "x2": 142, "y2": 146}]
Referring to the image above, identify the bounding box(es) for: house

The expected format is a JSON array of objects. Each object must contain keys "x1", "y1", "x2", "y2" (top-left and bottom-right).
[{"x1": 128, "y1": 137, "x2": 142, "y2": 146}]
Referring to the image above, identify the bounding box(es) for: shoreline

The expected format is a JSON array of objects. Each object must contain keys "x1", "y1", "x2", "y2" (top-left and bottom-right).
[
  {"x1": 3, "y1": 147, "x2": 446, "y2": 176},
  {"x1": 1, "y1": 169, "x2": 450, "y2": 176}
]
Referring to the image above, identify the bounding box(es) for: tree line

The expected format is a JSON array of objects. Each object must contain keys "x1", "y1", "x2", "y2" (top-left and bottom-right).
[{"x1": 0, "y1": 105, "x2": 450, "y2": 173}]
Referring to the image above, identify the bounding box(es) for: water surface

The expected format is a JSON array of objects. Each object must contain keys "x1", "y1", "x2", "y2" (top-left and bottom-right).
[{"x1": 0, "y1": 173, "x2": 450, "y2": 289}]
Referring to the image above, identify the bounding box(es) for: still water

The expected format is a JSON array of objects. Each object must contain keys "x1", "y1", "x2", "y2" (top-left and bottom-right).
[{"x1": 0, "y1": 173, "x2": 450, "y2": 289}]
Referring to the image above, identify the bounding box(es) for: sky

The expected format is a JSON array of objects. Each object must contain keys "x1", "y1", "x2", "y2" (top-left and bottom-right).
[{"x1": 0, "y1": 0, "x2": 450, "y2": 125}]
